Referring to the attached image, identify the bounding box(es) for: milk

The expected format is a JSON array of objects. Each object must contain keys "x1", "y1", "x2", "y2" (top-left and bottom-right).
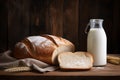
[{"x1": 87, "y1": 19, "x2": 107, "y2": 66}]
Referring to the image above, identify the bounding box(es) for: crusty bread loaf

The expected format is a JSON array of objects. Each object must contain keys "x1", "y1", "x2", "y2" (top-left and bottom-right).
[
  {"x1": 58, "y1": 52, "x2": 93, "y2": 70},
  {"x1": 13, "y1": 34, "x2": 75, "y2": 65}
]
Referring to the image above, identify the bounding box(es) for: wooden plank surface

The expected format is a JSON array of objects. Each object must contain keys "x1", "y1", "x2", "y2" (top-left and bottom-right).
[
  {"x1": 46, "y1": 0, "x2": 64, "y2": 36},
  {"x1": 0, "y1": 0, "x2": 120, "y2": 54},
  {"x1": 0, "y1": 54, "x2": 120, "y2": 77},
  {"x1": 8, "y1": 0, "x2": 30, "y2": 50},
  {"x1": 30, "y1": 0, "x2": 47, "y2": 35},
  {"x1": 0, "y1": 63, "x2": 120, "y2": 76},
  {"x1": 63, "y1": 0, "x2": 79, "y2": 50},
  {"x1": 0, "y1": 54, "x2": 120, "y2": 80}
]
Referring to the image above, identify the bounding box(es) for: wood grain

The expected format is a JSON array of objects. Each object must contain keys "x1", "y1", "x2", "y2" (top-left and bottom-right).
[
  {"x1": 30, "y1": 0, "x2": 47, "y2": 35},
  {"x1": 8, "y1": 0, "x2": 30, "y2": 50},
  {"x1": 0, "y1": 63, "x2": 120, "y2": 76},
  {"x1": 0, "y1": 54, "x2": 120, "y2": 80},
  {"x1": 46, "y1": 0, "x2": 64, "y2": 36},
  {"x1": 0, "y1": 0, "x2": 120, "y2": 53},
  {"x1": 63, "y1": 0, "x2": 79, "y2": 50}
]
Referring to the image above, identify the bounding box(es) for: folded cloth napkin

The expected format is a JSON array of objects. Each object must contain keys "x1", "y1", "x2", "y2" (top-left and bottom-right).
[{"x1": 0, "y1": 50, "x2": 58, "y2": 72}]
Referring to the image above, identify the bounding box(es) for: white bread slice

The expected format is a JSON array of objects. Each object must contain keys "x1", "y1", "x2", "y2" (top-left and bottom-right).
[
  {"x1": 58, "y1": 52, "x2": 93, "y2": 70},
  {"x1": 52, "y1": 46, "x2": 74, "y2": 64}
]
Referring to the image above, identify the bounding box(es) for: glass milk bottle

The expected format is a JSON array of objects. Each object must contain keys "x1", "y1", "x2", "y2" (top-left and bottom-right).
[{"x1": 86, "y1": 19, "x2": 107, "y2": 66}]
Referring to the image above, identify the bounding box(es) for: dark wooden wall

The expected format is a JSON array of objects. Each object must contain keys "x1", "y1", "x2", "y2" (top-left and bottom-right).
[{"x1": 0, "y1": 0, "x2": 120, "y2": 53}]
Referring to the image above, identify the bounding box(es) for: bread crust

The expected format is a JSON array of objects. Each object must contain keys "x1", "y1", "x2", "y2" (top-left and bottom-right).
[
  {"x1": 13, "y1": 42, "x2": 32, "y2": 59},
  {"x1": 13, "y1": 35, "x2": 75, "y2": 65}
]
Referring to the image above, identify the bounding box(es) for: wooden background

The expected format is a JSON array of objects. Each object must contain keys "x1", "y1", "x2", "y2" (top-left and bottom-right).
[{"x1": 0, "y1": 0, "x2": 120, "y2": 53}]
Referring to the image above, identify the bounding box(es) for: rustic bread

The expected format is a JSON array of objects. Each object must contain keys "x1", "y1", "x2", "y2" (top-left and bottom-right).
[
  {"x1": 58, "y1": 52, "x2": 93, "y2": 70},
  {"x1": 13, "y1": 35, "x2": 75, "y2": 65}
]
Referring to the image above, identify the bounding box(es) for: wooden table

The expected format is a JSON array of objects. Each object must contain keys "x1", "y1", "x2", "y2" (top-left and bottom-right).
[{"x1": 0, "y1": 54, "x2": 120, "y2": 80}]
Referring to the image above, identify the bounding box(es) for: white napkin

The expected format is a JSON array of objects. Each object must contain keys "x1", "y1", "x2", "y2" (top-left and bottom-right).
[{"x1": 0, "y1": 50, "x2": 58, "y2": 72}]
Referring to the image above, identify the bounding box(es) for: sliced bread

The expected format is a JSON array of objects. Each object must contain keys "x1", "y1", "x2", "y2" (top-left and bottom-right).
[{"x1": 58, "y1": 52, "x2": 93, "y2": 70}]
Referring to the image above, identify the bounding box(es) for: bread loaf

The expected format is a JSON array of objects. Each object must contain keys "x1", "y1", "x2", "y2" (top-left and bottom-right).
[
  {"x1": 58, "y1": 52, "x2": 93, "y2": 70},
  {"x1": 13, "y1": 35, "x2": 75, "y2": 65}
]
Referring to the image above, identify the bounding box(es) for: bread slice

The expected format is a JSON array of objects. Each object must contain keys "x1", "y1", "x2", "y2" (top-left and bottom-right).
[{"x1": 58, "y1": 52, "x2": 93, "y2": 70}]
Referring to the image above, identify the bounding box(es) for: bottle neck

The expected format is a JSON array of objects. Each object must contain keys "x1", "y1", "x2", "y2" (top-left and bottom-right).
[{"x1": 90, "y1": 19, "x2": 103, "y2": 28}]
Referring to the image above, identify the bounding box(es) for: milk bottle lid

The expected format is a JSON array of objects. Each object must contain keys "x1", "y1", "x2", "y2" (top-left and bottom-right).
[{"x1": 85, "y1": 19, "x2": 104, "y2": 34}]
